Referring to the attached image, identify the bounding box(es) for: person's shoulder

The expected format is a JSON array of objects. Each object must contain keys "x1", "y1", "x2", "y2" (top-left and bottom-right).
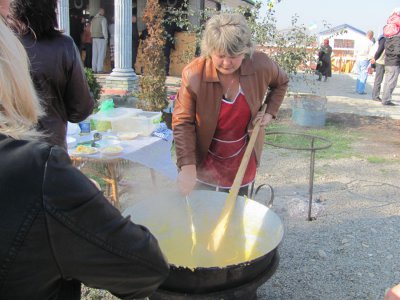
[
  {"x1": 249, "y1": 51, "x2": 275, "y2": 69},
  {"x1": 0, "y1": 136, "x2": 52, "y2": 164},
  {"x1": 251, "y1": 50, "x2": 270, "y2": 60},
  {"x1": 181, "y1": 56, "x2": 206, "y2": 79},
  {"x1": 52, "y1": 34, "x2": 76, "y2": 48},
  {"x1": 183, "y1": 56, "x2": 206, "y2": 70}
]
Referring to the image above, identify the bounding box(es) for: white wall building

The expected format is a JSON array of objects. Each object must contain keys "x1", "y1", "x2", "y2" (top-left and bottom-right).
[
  {"x1": 318, "y1": 24, "x2": 367, "y2": 73},
  {"x1": 318, "y1": 24, "x2": 367, "y2": 58}
]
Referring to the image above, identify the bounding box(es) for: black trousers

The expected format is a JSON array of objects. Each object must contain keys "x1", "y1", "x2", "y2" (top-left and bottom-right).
[{"x1": 83, "y1": 43, "x2": 92, "y2": 68}]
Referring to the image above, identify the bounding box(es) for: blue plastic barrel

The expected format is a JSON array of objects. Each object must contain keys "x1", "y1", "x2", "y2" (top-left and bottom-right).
[{"x1": 291, "y1": 94, "x2": 327, "y2": 128}]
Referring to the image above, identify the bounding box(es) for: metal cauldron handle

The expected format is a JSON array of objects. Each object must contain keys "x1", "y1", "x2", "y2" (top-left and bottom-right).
[{"x1": 250, "y1": 183, "x2": 274, "y2": 208}]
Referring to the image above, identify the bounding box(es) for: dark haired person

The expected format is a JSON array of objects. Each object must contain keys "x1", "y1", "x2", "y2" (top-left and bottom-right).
[
  {"x1": 7, "y1": 0, "x2": 94, "y2": 149},
  {"x1": 316, "y1": 39, "x2": 332, "y2": 82}
]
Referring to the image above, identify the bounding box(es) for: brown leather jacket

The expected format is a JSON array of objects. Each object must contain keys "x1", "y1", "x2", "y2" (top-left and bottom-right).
[{"x1": 172, "y1": 51, "x2": 289, "y2": 169}]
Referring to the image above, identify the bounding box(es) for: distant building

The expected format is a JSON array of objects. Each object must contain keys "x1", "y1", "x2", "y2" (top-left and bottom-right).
[{"x1": 318, "y1": 24, "x2": 367, "y2": 73}]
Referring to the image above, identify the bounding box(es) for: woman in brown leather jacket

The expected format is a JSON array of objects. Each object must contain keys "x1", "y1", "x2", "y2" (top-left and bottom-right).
[
  {"x1": 172, "y1": 13, "x2": 289, "y2": 196},
  {"x1": 0, "y1": 17, "x2": 168, "y2": 300}
]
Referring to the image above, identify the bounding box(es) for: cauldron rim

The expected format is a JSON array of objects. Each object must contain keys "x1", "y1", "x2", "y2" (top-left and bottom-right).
[
  {"x1": 165, "y1": 191, "x2": 285, "y2": 271},
  {"x1": 168, "y1": 245, "x2": 280, "y2": 271},
  {"x1": 160, "y1": 248, "x2": 280, "y2": 293},
  {"x1": 154, "y1": 251, "x2": 280, "y2": 299}
]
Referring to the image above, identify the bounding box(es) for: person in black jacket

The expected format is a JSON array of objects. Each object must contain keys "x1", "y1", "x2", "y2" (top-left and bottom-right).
[
  {"x1": 0, "y1": 17, "x2": 169, "y2": 300},
  {"x1": 316, "y1": 39, "x2": 332, "y2": 82},
  {"x1": 7, "y1": 0, "x2": 94, "y2": 149},
  {"x1": 132, "y1": 14, "x2": 139, "y2": 72},
  {"x1": 370, "y1": 35, "x2": 386, "y2": 102},
  {"x1": 381, "y1": 32, "x2": 400, "y2": 105}
]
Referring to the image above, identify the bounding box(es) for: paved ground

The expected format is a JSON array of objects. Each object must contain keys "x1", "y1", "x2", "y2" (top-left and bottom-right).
[
  {"x1": 86, "y1": 72, "x2": 399, "y2": 300},
  {"x1": 166, "y1": 72, "x2": 400, "y2": 120}
]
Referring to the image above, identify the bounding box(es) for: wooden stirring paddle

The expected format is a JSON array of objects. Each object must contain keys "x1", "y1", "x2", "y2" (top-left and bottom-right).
[{"x1": 208, "y1": 103, "x2": 268, "y2": 252}]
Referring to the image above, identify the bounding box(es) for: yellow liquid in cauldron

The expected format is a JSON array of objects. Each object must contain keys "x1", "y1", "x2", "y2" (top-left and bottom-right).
[
  {"x1": 151, "y1": 216, "x2": 277, "y2": 269},
  {"x1": 124, "y1": 191, "x2": 282, "y2": 269}
]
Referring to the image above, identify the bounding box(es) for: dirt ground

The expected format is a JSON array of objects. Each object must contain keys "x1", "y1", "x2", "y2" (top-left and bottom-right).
[
  {"x1": 114, "y1": 109, "x2": 400, "y2": 300},
  {"x1": 82, "y1": 71, "x2": 400, "y2": 298},
  {"x1": 282, "y1": 109, "x2": 400, "y2": 158},
  {"x1": 254, "y1": 111, "x2": 400, "y2": 300}
]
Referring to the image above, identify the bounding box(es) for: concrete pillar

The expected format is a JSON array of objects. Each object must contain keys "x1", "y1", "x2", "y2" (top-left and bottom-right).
[
  {"x1": 57, "y1": 0, "x2": 69, "y2": 34},
  {"x1": 106, "y1": 0, "x2": 137, "y2": 94}
]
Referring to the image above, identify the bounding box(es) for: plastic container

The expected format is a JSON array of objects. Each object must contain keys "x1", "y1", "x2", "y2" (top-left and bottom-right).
[
  {"x1": 78, "y1": 119, "x2": 91, "y2": 135},
  {"x1": 91, "y1": 107, "x2": 141, "y2": 132},
  {"x1": 129, "y1": 111, "x2": 162, "y2": 136}
]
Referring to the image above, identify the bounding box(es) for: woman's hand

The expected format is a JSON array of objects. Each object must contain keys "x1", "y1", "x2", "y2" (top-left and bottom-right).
[
  {"x1": 252, "y1": 112, "x2": 273, "y2": 127},
  {"x1": 177, "y1": 164, "x2": 197, "y2": 196}
]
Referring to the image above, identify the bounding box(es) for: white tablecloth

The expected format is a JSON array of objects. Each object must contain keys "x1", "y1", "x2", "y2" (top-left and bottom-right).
[{"x1": 68, "y1": 133, "x2": 178, "y2": 180}]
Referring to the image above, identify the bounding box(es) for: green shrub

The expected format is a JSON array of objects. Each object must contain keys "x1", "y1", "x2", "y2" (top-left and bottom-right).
[{"x1": 84, "y1": 68, "x2": 101, "y2": 109}]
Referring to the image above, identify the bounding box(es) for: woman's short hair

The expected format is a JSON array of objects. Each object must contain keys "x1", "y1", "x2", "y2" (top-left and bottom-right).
[
  {"x1": 201, "y1": 13, "x2": 254, "y2": 58},
  {"x1": 8, "y1": 0, "x2": 60, "y2": 39},
  {"x1": 0, "y1": 18, "x2": 44, "y2": 140}
]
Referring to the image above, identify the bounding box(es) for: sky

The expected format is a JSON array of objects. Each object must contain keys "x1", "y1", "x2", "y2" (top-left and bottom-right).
[{"x1": 260, "y1": 0, "x2": 400, "y2": 37}]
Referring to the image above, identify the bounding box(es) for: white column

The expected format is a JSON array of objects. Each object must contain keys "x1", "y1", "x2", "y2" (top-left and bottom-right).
[
  {"x1": 57, "y1": 0, "x2": 69, "y2": 35},
  {"x1": 110, "y1": 0, "x2": 136, "y2": 78}
]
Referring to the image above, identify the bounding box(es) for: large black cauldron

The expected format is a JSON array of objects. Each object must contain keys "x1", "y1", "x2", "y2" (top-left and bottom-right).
[{"x1": 123, "y1": 190, "x2": 284, "y2": 296}]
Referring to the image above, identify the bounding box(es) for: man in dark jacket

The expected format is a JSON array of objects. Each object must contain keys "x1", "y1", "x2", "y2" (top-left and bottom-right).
[
  {"x1": 371, "y1": 35, "x2": 386, "y2": 102},
  {"x1": 132, "y1": 14, "x2": 139, "y2": 72},
  {"x1": 381, "y1": 33, "x2": 400, "y2": 105}
]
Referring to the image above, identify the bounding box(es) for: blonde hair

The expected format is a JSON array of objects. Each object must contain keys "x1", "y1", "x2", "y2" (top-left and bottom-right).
[
  {"x1": 0, "y1": 18, "x2": 44, "y2": 140},
  {"x1": 201, "y1": 13, "x2": 254, "y2": 58}
]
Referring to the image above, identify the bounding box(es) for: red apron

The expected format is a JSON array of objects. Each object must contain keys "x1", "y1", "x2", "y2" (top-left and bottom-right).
[{"x1": 197, "y1": 91, "x2": 257, "y2": 188}]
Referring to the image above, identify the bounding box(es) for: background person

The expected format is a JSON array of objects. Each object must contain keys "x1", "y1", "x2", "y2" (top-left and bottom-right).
[
  {"x1": 381, "y1": 24, "x2": 400, "y2": 106},
  {"x1": 132, "y1": 14, "x2": 139, "y2": 72},
  {"x1": 354, "y1": 30, "x2": 374, "y2": 94},
  {"x1": 70, "y1": 7, "x2": 84, "y2": 50},
  {"x1": 172, "y1": 13, "x2": 288, "y2": 196},
  {"x1": 7, "y1": 0, "x2": 94, "y2": 149},
  {"x1": 0, "y1": 17, "x2": 169, "y2": 300},
  {"x1": 109, "y1": 16, "x2": 115, "y2": 69},
  {"x1": 370, "y1": 34, "x2": 386, "y2": 102},
  {"x1": 91, "y1": 7, "x2": 108, "y2": 73},
  {"x1": 81, "y1": 18, "x2": 93, "y2": 69},
  {"x1": 316, "y1": 39, "x2": 332, "y2": 82}
]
